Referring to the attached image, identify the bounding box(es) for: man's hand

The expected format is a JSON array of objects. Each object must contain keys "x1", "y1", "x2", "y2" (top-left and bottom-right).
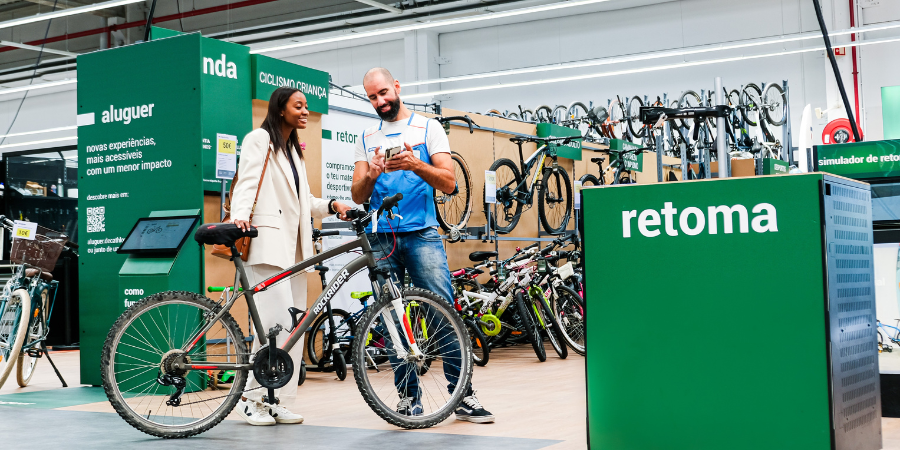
[
  {"x1": 368, "y1": 149, "x2": 385, "y2": 179},
  {"x1": 385, "y1": 142, "x2": 422, "y2": 172}
]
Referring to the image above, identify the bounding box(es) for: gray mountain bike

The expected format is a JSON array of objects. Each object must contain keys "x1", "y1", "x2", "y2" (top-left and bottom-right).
[{"x1": 101, "y1": 194, "x2": 472, "y2": 438}]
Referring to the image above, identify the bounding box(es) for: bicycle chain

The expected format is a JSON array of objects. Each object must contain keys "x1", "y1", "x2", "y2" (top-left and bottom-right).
[{"x1": 175, "y1": 384, "x2": 266, "y2": 407}]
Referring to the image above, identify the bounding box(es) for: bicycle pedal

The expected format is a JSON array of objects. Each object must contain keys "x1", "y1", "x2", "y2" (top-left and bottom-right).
[{"x1": 26, "y1": 348, "x2": 43, "y2": 358}]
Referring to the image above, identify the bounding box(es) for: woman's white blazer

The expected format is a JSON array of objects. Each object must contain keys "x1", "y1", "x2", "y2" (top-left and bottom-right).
[{"x1": 230, "y1": 128, "x2": 331, "y2": 270}]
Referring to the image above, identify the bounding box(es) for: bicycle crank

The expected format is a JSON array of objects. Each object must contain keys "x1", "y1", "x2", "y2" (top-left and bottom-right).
[{"x1": 252, "y1": 345, "x2": 294, "y2": 389}]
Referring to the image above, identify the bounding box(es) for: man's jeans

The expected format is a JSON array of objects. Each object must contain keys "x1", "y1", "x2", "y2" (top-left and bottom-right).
[{"x1": 367, "y1": 228, "x2": 471, "y2": 399}]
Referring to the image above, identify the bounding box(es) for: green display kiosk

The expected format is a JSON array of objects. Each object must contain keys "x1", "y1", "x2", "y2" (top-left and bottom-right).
[{"x1": 583, "y1": 174, "x2": 880, "y2": 450}]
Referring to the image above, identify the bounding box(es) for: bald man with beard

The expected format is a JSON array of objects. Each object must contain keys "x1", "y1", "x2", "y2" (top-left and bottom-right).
[{"x1": 351, "y1": 68, "x2": 495, "y2": 424}]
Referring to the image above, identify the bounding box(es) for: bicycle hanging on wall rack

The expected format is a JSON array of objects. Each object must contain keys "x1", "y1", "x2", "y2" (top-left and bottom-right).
[
  {"x1": 485, "y1": 136, "x2": 574, "y2": 235},
  {"x1": 431, "y1": 115, "x2": 477, "y2": 236}
]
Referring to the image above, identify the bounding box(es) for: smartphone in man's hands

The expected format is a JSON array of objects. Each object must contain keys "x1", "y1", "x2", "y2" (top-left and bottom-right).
[{"x1": 383, "y1": 146, "x2": 402, "y2": 172}]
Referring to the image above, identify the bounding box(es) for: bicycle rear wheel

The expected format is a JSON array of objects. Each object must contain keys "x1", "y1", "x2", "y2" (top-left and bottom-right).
[
  {"x1": 538, "y1": 166, "x2": 572, "y2": 235},
  {"x1": 485, "y1": 158, "x2": 523, "y2": 234},
  {"x1": 0, "y1": 289, "x2": 31, "y2": 390},
  {"x1": 101, "y1": 291, "x2": 248, "y2": 438},
  {"x1": 435, "y1": 151, "x2": 472, "y2": 232},
  {"x1": 352, "y1": 287, "x2": 473, "y2": 429},
  {"x1": 17, "y1": 286, "x2": 49, "y2": 386}
]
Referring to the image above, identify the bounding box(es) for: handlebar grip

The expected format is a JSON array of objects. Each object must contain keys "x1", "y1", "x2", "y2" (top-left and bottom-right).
[
  {"x1": 380, "y1": 193, "x2": 404, "y2": 212},
  {"x1": 344, "y1": 209, "x2": 366, "y2": 220},
  {"x1": 319, "y1": 230, "x2": 341, "y2": 237},
  {"x1": 524, "y1": 242, "x2": 539, "y2": 251}
]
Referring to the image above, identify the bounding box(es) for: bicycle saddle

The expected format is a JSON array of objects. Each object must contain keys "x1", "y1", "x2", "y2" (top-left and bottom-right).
[
  {"x1": 590, "y1": 157, "x2": 605, "y2": 163},
  {"x1": 194, "y1": 223, "x2": 258, "y2": 245},
  {"x1": 468, "y1": 251, "x2": 498, "y2": 262},
  {"x1": 25, "y1": 268, "x2": 52, "y2": 282}
]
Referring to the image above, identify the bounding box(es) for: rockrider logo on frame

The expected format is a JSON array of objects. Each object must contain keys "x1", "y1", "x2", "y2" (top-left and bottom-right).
[
  {"x1": 314, "y1": 269, "x2": 351, "y2": 315},
  {"x1": 622, "y1": 202, "x2": 778, "y2": 238}
]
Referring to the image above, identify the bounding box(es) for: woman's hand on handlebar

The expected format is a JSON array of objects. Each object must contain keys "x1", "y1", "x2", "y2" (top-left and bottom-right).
[
  {"x1": 332, "y1": 201, "x2": 353, "y2": 221},
  {"x1": 232, "y1": 219, "x2": 251, "y2": 232}
]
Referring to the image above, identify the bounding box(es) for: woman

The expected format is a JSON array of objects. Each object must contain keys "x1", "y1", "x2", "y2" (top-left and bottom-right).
[{"x1": 230, "y1": 87, "x2": 351, "y2": 426}]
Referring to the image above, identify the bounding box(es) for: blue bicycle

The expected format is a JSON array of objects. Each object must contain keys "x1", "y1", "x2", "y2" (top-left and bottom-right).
[{"x1": 878, "y1": 319, "x2": 900, "y2": 352}]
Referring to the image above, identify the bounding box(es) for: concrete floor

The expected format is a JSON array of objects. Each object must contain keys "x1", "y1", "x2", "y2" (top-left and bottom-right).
[
  {"x1": 4, "y1": 347, "x2": 900, "y2": 449},
  {"x1": 0, "y1": 345, "x2": 583, "y2": 449}
]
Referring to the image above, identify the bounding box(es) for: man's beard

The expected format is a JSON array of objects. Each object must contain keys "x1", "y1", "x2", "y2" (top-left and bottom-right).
[{"x1": 376, "y1": 97, "x2": 401, "y2": 121}]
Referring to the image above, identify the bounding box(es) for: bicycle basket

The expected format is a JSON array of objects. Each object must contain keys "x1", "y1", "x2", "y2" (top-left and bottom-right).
[{"x1": 10, "y1": 225, "x2": 68, "y2": 272}]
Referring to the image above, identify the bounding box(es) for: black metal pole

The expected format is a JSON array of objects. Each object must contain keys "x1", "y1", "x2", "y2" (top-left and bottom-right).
[
  {"x1": 811, "y1": 0, "x2": 862, "y2": 141},
  {"x1": 143, "y1": 0, "x2": 159, "y2": 42}
]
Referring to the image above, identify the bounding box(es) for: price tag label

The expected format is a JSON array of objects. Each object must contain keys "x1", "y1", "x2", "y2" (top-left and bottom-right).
[
  {"x1": 216, "y1": 133, "x2": 238, "y2": 179},
  {"x1": 574, "y1": 180, "x2": 582, "y2": 210},
  {"x1": 13, "y1": 220, "x2": 37, "y2": 240},
  {"x1": 484, "y1": 170, "x2": 497, "y2": 204}
]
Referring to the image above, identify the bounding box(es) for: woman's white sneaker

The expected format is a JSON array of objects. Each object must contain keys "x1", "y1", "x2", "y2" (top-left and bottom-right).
[
  {"x1": 266, "y1": 403, "x2": 304, "y2": 424},
  {"x1": 236, "y1": 398, "x2": 276, "y2": 426}
]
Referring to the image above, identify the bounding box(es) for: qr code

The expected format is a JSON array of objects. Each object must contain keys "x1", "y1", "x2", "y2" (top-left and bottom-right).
[{"x1": 87, "y1": 206, "x2": 105, "y2": 233}]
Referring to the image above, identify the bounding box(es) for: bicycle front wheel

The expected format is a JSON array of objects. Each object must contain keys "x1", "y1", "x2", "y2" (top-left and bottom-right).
[
  {"x1": 626, "y1": 96, "x2": 645, "y2": 138},
  {"x1": 553, "y1": 285, "x2": 585, "y2": 356},
  {"x1": 17, "y1": 285, "x2": 48, "y2": 387},
  {"x1": 762, "y1": 83, "x2": 787, "y2": 126},
  {"x1": 515, "y1": 291, "x2": 546, "y2": 362},
  {"x1": 0, "y1": 289, "x2": 31, "y2": 390},
  {"x1": 101, "y1": 291, "x2": 249, "y2": 438},
  {"x1": 435, "y1": 151, "x2": 472, "y2": 232},
  {"x1": 352, "y1": 287, "x2": 473, "y2": 429},
  {"x1": 465, "y1": 318, "x2": 490, "y2": 367},
  {"x1": 536, "y1": 294, "x2": 568, "y2": 359},
  {"x1": 538, "y1": 166, "x2": 572, "y2": 235},
  {"x1": 579, "y1": 173, "x2": 601, "y2": 187}
]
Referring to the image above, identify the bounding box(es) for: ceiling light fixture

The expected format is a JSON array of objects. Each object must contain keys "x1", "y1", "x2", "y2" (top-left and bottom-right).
[
  {"x1": 0, "y1": 79, "x2": 77, "y2": 97},
  {"x1": 370, "y1": 19, "x2": 900, "y2": 89},
  {"x1": 0, "y1": 0, "x2": 146, "y2": 30},
  {"x1": 0, "y1": 136, "x2": 76, "y2": 150},
  {"x1": 0, "y1": 126, "x2": 77, "y2": 140},
  {"x1": 251, "y1": 0, "x2": 616, "y2": 54},
  {"x1": 402, "y1": 34, "x2": 900, "y2": 100}
]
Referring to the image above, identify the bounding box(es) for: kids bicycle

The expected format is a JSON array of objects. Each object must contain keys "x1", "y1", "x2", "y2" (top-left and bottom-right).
[{"x1": 100, "y1": 193, "x2": 473, "y2": 438}]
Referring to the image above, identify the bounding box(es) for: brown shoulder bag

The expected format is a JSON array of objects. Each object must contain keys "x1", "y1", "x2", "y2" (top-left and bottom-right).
[{"x1": 211, "y1": 147, "x2": 272, "y2": 261}]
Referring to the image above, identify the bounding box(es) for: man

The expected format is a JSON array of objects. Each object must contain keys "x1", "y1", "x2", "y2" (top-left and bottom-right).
[{"x1": 351, "y1": 67, "x2": 494, "y2": 424}]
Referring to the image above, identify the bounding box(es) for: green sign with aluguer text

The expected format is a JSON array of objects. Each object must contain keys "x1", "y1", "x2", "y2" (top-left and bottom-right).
[
  {"x1": 536, "y1": 122, "x2": 582, "y2": 160},
  {"x1": 251, "y1": 54, "x2": 329, "y2": 114},
  {"x1": 608, "y1": 138, "x2": 643, "y2": 172},
  {"x1": 814, "y1": 139, "x2": 900, "y2": 179}
]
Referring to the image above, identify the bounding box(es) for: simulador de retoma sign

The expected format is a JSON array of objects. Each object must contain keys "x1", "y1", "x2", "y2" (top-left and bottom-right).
[
  {"x1": 814, "y1": 139, "x2": 900, "y2": 179},
  {"x1": 251, "y1": 54, "x2": 329, "y2": 114}
]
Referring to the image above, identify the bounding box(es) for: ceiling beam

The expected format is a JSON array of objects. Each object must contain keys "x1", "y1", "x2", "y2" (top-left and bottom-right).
[
  {"x1": 0, "y1": 39, "x2": 77, "y2": 57},
  {"x1": 352, "y1": 0, "x2": 402, "y2": 14}
]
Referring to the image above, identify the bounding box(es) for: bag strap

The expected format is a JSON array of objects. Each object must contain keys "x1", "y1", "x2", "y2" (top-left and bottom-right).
[{"x1": 248, "y1": 146, "x2": 273, "y2": 222}]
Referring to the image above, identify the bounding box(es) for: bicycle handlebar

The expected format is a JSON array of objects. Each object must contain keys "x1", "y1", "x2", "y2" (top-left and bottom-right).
[{"x1": 436, "y1": 115, "x2": 479, "y2": 134}]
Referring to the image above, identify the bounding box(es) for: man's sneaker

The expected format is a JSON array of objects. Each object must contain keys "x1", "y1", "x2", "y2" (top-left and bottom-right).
[
  {"x1": 455, "y1": 390, "x2": 495, "y2": 423},
  {"x1": 236, "y1": 398, "x2": 276, "y2": 426},
  {"x1": 266, "y1": 403, "x2": 304, "y2": 424},
  {"x1": 397, "y1": 397, "x2": 424, "y2": 416}
]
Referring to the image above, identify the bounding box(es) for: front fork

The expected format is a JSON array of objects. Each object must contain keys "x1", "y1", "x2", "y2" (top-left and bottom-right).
[{"x1": 371, "y1": 272, "x2": 424, "y2": 362}]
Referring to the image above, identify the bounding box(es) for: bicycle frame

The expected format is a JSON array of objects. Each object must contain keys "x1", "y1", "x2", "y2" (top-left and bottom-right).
[
  {"x1": 175, "y1": 232, "x2": 420, "y2": 372},
  {"x1": 878, "y1": 320, "x2": 900, "y2": 344},
  {"x1": 0, "y1": 265, "x2": 59, "y2": 354},
  {"x1": 506, "y1": 142, "x2": 553, "y2": 206}
]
